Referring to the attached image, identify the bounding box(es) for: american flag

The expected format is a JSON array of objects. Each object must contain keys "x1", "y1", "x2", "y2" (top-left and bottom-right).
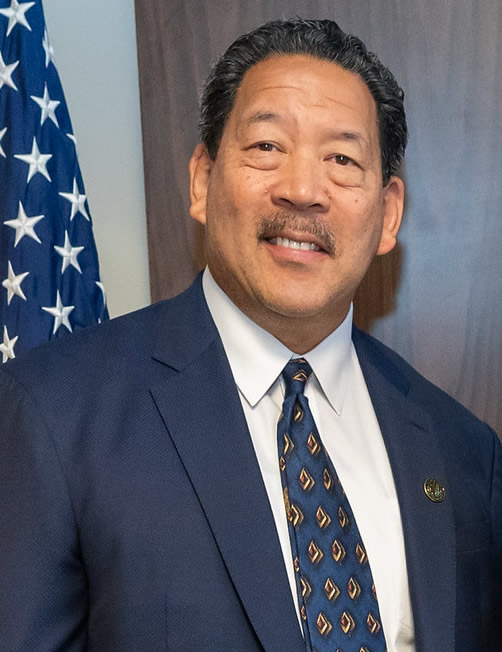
[{"x1": 0, "y1": 0, "x2": 108, "y2": 363}]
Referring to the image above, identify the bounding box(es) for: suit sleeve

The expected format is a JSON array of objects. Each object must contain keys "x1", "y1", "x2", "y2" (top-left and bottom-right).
[
  {"x1": 489, "y1": 428, "x2": 502, "y2": 651},
  {"x1": 0, "y1": 369, "x2": 87, "y2": 651}
]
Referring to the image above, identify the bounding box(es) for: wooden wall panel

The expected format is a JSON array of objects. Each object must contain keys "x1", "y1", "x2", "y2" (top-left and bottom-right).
[{"x1": 135, "y1": 0, "x2": 502, "y2": 434}]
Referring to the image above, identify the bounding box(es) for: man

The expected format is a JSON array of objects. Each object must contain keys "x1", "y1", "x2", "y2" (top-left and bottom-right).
[{"x1": 0, "y1": 17, "x2": 500, "y2": 652}]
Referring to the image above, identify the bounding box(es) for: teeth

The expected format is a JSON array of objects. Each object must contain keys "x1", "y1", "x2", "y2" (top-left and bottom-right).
[{"x1": 270, "y1": 237, "x2": 320, "y2": 251}]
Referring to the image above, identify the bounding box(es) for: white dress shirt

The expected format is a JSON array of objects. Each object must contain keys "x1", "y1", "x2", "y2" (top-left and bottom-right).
[{"x1": 203, "y1": 268, "x2": 415, "y2": 651}]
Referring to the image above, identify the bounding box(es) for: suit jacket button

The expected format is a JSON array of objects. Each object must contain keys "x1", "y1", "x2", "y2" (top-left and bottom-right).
[{"x1": 424, "y1": 478, "x2": 445, "y2": 502}]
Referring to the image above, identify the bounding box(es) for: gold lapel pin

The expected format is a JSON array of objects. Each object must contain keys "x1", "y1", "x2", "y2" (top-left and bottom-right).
[{"x1": 423, "y1": 478, "x2": 445, "y2": 503}]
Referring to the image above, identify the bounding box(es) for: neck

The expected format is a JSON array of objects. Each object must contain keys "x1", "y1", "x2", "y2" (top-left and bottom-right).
[
  {"x1": 205, "y1": 268, "x2": 352, "y2": 354},
  {"x1": 239, "y1": 302, "x2": 350, "y2": 354}
]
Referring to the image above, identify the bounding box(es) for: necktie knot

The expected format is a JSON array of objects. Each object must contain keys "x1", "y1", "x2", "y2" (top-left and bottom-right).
[{"x1": 282, "y1": 358, "x2": 313, "y2": 398}]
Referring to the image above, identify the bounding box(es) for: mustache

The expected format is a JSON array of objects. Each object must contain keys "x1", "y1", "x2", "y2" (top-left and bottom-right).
[{"x1": 256, "y1": 211, "x2": 336, "y2": 255}]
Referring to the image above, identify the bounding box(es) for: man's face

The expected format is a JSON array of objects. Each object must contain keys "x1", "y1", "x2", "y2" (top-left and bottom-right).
[{"x1": 190, "y1": 54, "x2": 404, "y2": 350}]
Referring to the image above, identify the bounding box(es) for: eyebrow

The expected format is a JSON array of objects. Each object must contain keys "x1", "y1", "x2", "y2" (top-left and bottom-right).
[
  {"x1": 248, "y1": 114, "x2": 366, "y2": 140},
  {"x1": 243, "y1": 111, "x2": 280, "y2": 129},
  {"x1": 338, "y1": 131, "x2": 364, "y2": 142},
  {"x1": 241, "y1": 111, "x2": 370, "y2": 150},
  {"x1": 322, "y1": 128, "x2": 370, "y2": 150}
]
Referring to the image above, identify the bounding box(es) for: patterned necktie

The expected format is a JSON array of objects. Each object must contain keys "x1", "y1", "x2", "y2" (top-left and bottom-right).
[{"x1": 278, "y1": 358, "x2": 386, "y2": 652}]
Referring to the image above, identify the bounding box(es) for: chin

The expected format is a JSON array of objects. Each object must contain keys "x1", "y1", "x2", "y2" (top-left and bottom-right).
[{"x1": 261, "y1": 294, "x2": 328, "y2": 320}]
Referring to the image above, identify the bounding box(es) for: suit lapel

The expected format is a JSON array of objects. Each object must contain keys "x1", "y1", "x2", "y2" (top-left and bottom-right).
[
  {"x1": 354, "y1": 329, "x2": 456, "y2": 652},
  {"x1": 148, "y1": 279, "x2": 457, "y2": 650},
  {"x1": 150, "y1": 278, "x2": 304, "y2": 652}
]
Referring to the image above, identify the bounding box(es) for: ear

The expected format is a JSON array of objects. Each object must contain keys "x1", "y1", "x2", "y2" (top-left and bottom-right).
[
  {"x1": 376, "y1": 175, "x2": 405, "y2": 256},
  {"x1": 188, "y1": 143, "x2": 213, "y2": 225}
]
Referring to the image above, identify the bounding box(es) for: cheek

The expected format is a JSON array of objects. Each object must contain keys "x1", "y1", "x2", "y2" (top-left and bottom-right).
[
  {"x1": 333, "y1": 196, "x2": 384, "y2": 253},
  {"x1": 205, "y1": 189, "x2": 254, "y2": 249},
  {"x1": 336, "y1": 194, "x2": 374, "y2": 228}
]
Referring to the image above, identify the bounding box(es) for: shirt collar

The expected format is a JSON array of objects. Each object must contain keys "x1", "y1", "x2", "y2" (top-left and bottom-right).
[{"x1": 202, "y1": 268, "x2": 354, "y2": 414}]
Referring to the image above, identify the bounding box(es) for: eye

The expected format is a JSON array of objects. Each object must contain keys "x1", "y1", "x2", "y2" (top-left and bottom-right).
[
  {"x1": 334, "y1": 154, "x2": 354, "y2": 166},
  {"x1": 253, "y1": 142, "x2": 277, "y2": 152},
  {"x1": 327, "y1": 152, "x2": 364, "y2": 187}
]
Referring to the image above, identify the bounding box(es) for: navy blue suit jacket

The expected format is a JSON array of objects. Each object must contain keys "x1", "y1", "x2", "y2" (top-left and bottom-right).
[{"x1": 0, "y1": 275, "x2": 501, "y2": 651}]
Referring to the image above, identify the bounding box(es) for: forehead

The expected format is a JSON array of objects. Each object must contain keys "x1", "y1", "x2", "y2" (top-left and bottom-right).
[{"x1": 226, "y1": 54, "x2": 378, "y2": 138}]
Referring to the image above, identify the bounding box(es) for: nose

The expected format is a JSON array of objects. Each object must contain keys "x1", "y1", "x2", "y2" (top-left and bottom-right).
[{"x1": 270, "y1": 152, "x2": 330, "y2": 213}]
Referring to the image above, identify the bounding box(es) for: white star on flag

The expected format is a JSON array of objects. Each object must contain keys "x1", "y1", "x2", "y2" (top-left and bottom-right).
[
  {"x1": 0, "y1": 325, "x2": 18, "y2": 363},
  {"x1": 67, "y1": 132, "x2": 77, "y2": 151},
  {"x1": 96, "y1": 281, "x2": 107, "y2": 307},
  {"x1": 0, "y1": 0, "x2": 35, "y2": 37},
  {"x1": 42, "y1": 290, "x2": 74, "y2": 334},
  {"x1": 42, "y1": 27, "x2": 55, "y2": 67},
  {"x1": 59, "y1": 178, "x2": 89, "y2": 221},
  {"x1": 2, "y1": 261, "x2": 29, "y2": 304},
  {"x1": 0, "y1": 50, "x2": 19, "y2": 90},
  {"x1": 31, "y1": 82, "x2": 60, "y2": 126},
  {"x1": 4, "y1": 200, "x2": 44, "y2": 246},
  {"x1": 0, "y1": 126, "x2": 6, "y2": 157},
  {"x1": 14, "y1": 136, "x2": 52, "y2": 182},
  {"x1": 54, "y1": 231, "x2": 84, "y2": 274}
]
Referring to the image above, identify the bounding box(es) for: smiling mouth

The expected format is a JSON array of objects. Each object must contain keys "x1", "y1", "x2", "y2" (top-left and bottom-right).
[
  {"x1": 257, "y1": 212, "x2": 335, "y2": 256},
  {"x1": 268, "y1": 236, "x2": 321, "y2": 252}
]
